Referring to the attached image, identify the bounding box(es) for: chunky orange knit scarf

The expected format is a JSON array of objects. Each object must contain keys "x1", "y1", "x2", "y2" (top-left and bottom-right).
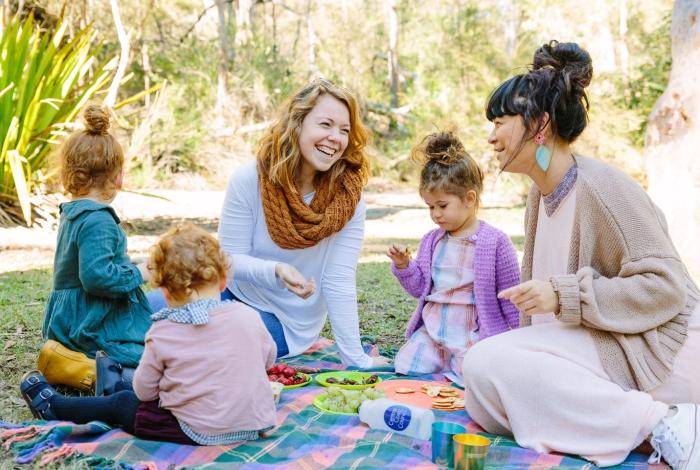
[{"x1": 259, "y1": 167, "x2": 364, "y2": 249}]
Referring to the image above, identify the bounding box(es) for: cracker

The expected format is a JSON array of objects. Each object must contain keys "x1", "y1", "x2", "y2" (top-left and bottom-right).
[
  {"x1": 433, "y1": 397, "x2": 457, "y2": 404},
  {"x1": 395, "y1": 387, "x2": 415, "y2": 394}
]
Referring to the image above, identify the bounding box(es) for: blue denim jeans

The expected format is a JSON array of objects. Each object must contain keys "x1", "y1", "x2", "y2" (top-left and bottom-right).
[{"x1": 146, "y1": 289, "x2": 289, "y2": 357}]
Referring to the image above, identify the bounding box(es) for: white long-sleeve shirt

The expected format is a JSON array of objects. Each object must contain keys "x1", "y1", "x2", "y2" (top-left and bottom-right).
[{"x1": 218, "y1": 162, "x2": 372, "y2": 368}]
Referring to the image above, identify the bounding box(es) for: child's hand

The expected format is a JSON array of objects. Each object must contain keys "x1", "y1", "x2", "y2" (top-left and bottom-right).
[
  {"x1": 387, "y1": 244, "x2": 411, "y2": 269},
  {"x1": 275, "y1": 263, "x2": 316, "y2": 299},
  {"x1": 498, "y1": 280, "x2": 559, "y2": 316}
]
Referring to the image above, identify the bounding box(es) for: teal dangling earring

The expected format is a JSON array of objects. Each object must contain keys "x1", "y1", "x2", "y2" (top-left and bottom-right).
[{"x1": 534, "y1": 131, "x2": 552, "y2": 172}]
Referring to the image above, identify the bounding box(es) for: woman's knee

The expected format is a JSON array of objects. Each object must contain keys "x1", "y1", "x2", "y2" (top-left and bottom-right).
[{"x1": 462, "y1": 335, "x2": 513, "y2": 384}]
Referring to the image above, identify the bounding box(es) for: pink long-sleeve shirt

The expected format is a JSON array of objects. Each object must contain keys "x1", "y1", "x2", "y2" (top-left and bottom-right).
[{"x1": 133, "y1": 302, "x2": 277, "y2": 436}]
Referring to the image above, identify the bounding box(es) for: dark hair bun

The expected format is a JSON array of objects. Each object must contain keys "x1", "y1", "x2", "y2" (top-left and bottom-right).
[
  {"x1": 83, "y1": 105, "x2": 110, "y2": 135},
  {"x1": 424, "y1": 131, "x2": 466, "y2": 166},
  {"x1": 533, "y1": 41, "x2": 592, "y2": 96}
]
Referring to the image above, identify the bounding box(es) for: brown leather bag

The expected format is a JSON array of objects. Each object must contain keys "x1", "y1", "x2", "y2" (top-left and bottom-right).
[{"x1": 37, "y1": 339, "x2": 96, "y2": 391}]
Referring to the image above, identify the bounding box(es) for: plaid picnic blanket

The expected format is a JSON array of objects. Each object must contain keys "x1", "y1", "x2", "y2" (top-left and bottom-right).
[{"x1": 1, "y1": 338, "x2": 665, "y2": 469}]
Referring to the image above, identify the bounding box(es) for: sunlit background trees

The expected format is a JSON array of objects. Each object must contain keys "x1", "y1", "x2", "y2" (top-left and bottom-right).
[{"x1": 0, "y1": 0, "x2": 675, "y2": 226}]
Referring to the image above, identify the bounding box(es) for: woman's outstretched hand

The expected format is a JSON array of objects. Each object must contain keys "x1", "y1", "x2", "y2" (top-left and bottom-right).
[
  {"x1": 498, "y1": 280, "x2": 559, "y2": 316},
  {"x1": 387, "y1": 244, "x2": 411, "y2": 269},
  {"x1": 275, "y1": 263, "x2": 316, "y2": 299}
]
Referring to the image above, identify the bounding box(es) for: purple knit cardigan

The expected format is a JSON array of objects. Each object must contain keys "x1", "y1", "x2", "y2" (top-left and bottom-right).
[{"x1": 391, "y1": 221, "x2": 521, "y2": 340}]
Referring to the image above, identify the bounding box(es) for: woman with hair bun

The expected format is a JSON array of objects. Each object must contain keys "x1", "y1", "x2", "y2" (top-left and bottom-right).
[
  {"x1": 463, "y1": 41, "x2": 700, "y2": 469},
  {"x1": 387, "y1": 130, "x2": 520, "y2": 384}
]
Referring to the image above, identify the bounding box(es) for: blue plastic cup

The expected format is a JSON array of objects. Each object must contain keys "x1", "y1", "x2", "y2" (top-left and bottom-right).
[{"x1": 431, "y1": 421, "x2": 467, "y2": 467}]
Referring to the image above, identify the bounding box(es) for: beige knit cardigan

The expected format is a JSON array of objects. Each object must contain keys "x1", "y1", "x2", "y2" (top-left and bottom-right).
[{"x1": 521, "y1": 155, "x2": 699, "y2": 392}]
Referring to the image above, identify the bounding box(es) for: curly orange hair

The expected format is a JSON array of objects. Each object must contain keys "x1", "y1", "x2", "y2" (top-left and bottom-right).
[
  {"x1": 60, "y1": 105, "x2": 124, "y2": 199},
  {"x1": 148, "y1": 222, "x2": 228, "y2": 302},
  {"x1": 256, "y1": 78, "x2": 371, "y2": 193}
]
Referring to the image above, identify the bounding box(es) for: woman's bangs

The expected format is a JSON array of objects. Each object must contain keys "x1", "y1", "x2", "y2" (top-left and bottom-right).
[{"x1": 485, "y1": 76, "x2": 526, "y2": 121}]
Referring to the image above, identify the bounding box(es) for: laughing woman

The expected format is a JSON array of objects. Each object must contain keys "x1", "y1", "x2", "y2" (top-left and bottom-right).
[
  {"x1": 462, "y1": 41, "x2": 700, "y2": 469},
  {"x1": 210, "y1": 79, "x2": 388, "y2": 368}
]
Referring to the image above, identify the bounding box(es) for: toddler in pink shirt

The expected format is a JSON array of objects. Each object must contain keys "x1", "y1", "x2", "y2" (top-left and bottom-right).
[{"x1": 20, "y1": 222, "x2": 277, "y2": 445}]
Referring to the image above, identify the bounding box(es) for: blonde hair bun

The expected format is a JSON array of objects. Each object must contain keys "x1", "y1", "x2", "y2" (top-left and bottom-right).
[{"x1": 83, "y1": 105, "x2": 110, "y2": 135}]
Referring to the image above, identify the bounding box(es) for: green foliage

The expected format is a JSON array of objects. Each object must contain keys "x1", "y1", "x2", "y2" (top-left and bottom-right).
[
  {"x1": 0, "y1": 0, "x2": 676, "y2": 199},
  {"x1": 0, "y1": 14, "x2": 114, "y2": 224},
  {"x1": 626, "y1": 10, "x2": 672, "y2": 146}
]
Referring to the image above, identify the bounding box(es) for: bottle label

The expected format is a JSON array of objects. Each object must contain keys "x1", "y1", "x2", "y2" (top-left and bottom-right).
[{"x1": 383, "y1": 405, "x2": 412, "y2": 431}]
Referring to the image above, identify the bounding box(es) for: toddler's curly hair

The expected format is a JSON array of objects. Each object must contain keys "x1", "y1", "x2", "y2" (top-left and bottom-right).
[
  {"x1": 60, "y1": 105, "x2": 124, "y2": 199},
  {"x1": 148, "y1": 222, "x2": 228, "y2": 302}
]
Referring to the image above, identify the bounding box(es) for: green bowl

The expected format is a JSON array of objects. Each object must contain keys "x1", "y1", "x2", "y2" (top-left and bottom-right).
[
  {"x1": 315, "y1": 371, "x2": 382, "y2": 390},
  {"x1": 313, "y1": 393, "x2": 358, "y2": 415}
]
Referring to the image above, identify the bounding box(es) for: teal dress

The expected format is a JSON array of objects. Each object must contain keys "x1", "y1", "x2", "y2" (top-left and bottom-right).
[{"x1": 42, "y1": 200, "x2": 152, "y2": 367}]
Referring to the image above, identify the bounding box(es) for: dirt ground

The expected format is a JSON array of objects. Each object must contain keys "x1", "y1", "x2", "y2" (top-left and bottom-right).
[{"x1": 0, "y1": 189, "x2": 526, "y2": 273}]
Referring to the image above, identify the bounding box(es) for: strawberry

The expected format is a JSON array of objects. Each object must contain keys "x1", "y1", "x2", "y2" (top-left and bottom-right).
[
  {"x1": 280, "y1": 378, "x2": 292, "y2": 386},
  {"x1": 268, "y1": 374, "x2": 279, "y2": 381},
  {"x1": 283, "y1": 367, "x2": 296, "y2": 377}
]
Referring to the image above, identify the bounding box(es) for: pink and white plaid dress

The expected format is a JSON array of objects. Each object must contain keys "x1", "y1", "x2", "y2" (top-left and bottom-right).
[{"x1": 394, "y1": 233, "x2": 479, "y2": 380}]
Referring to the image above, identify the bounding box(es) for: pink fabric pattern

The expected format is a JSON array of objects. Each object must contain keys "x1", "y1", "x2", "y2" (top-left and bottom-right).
[{"x1": 395, "y1": 236, "x2": 480, "y2": 378}]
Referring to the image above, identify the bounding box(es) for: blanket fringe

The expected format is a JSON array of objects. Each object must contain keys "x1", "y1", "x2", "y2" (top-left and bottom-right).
[
  {"x1": 39, "y1": 444, "x2": 74, "y2": 465},
  {"x1": 1, "y1": 423, "x2": 156, "y2": 469}
]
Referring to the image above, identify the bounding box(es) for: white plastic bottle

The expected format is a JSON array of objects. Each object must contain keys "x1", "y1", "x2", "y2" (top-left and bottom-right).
[{"x1": 359, "y1": 398, "x2": 435, "y2": 440}]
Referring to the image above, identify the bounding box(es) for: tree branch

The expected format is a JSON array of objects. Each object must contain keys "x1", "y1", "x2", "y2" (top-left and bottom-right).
[
  {"x1": 104, "y1": 0, "x2": 130, "y2": 108},
  {"x1": 179, "y1": 0, "x2": 234, "y2": 44}
]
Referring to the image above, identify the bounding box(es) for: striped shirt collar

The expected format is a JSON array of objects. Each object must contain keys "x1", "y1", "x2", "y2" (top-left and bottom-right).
[{"x1": 543, "y1": 163, "x2": 578, "y2": 217}]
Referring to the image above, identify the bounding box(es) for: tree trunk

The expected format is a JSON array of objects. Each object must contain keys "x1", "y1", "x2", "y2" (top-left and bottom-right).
[
  {"x1": 235, "y1": 0, "x2": 253, "y2": 46},
  {"x1": 386, "y1": 0, "x2": 399, "y2": 129},
  {"x1": 617, "y1": 0, "x2": 630, "y2": 102},
  {"x1": 645, "y1": 0, "x2": 700, "y2": 278},
  {"x1": 502, "y1": 0, "x2": 520, "y2": 62},
  {"x1": 104, "y1": 0, "x2": 129, "y2": 108},
  {"x1": 305, "y1": 0, "x2": 320, "y2": 77},
  {"x1": 215, "y1": 0, "x2": 232, "y2": 119}
]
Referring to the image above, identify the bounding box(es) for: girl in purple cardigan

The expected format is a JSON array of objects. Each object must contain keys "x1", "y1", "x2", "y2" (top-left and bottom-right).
[{"x1": 387, "y1": 131, "x2": 520, "y2": 382}]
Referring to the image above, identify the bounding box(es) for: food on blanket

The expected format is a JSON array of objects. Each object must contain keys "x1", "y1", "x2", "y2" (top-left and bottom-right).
[
  {"x1": 431, "y1": 396, "x2": 465, "y2": 410},
  {"x1": 318, "y1": 386, "x2": 387, "y2": 413},
  {"x1": 323, "y1": 374, "x2": 379, "y2": 386},
  {"x1": 267, "y1": 364, "x2": 308, "y2": 386},
  {"x1": 363, "y1": 374, "x2": 380, "y2": 384},
  {"x1": 433, "y1": 397, "x2": 456, "y2": 404},
  {"x1": 394, "y1": 387, "x2": 415, "y2": 394},
  {"x1": 423, "y1": 385, "x2": 442, "y2": 397}
]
